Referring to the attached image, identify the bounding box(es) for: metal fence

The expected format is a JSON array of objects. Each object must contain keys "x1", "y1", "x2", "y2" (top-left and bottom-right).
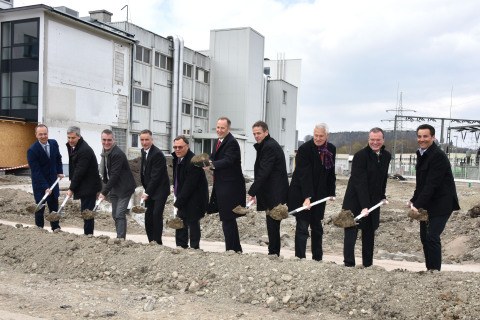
[{"x1": 390, "y1": 159, "x2": 480, "y2": 180}]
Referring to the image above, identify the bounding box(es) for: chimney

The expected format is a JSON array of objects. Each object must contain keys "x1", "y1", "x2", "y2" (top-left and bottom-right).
[{"x1": 89, "y1": 9, "x2": 113, "y2": 23}]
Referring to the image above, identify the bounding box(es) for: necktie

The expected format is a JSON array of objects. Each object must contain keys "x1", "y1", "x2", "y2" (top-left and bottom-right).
[
  {"x1": 44, "y1": 145, "x2": 50, "y2": 158},
  {"x1": 174, "y1": 158, "x2": 180, "y2": 196},
  {"x1": 142, "y1": 152, "x2": 146, "y2": 175},
  {"x1": 216, "y1": 140, "x2": 221, "y2": 151}
]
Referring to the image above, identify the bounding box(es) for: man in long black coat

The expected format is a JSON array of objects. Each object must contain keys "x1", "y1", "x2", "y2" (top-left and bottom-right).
[
  {"x1": 342, "y1": 127, "x2": 391, "y2": 267},
  {"x1": 288, "y1": 123, "x2": 336, "y2": 261},
  {"x1": 248, "y1": 121, "x2": 288, "y2": 256},
  {"x1": 139, "y1": 130, "x2": 170, "y2": 244},
  {"x1": 66, "y1": 126, "x2": 102, "y2": 235},
  {"x1": 99, "y1": 129, "x2": 136, "y2": 239},
  {"x1": 409, "y1": 124, "x2": 460, "y2": 271},
  {"x1": 172, "y1": 136, "x2": 208, "y2": 249},
  {"x1": 206, "y1": 117, "x2": 246, "y2": 252}
]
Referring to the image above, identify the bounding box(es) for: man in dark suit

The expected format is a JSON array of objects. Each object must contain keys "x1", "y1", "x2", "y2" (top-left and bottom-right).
[
  {"x1": 65, "y1": 126, "x2": 102, "y2": 235},
  {"x1": 408, "y1": 124, "x2": 460, "y2": 271},
  {"x1": 342, "y1": 127, "x2": 391, "y2": 267},
  {"x1": 99, "y1": 129, "x2": 136, "y2": 239},
  {"x1": 288, "y1": 123, "x2": 336, "y2": 261},
  {"x1": 139, "y1": 129, "x2": 170, "y2": 244},
  {"x1": 27, "y1": 124, "x2": 64, "y2": 230},
  {"x1": 248, "y1": 121, "x2": 288, "y2": 256},
  {"x1": 205, "y1": 117, "x2": 246, "y2": 252},
  {"x1": 172, "y1": 135, "x2": 208, "y2": 249}
]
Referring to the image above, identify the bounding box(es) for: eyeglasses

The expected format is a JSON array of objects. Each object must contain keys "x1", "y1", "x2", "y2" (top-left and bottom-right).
[{"x1": 173, "y1": 145, "x2": 187, "y2": 150}]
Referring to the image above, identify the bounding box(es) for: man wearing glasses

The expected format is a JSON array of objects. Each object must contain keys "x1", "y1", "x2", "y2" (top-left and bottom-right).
[
  {"x1": 139, "y1": 129, "x2": 170, "y2": 244},
  {"x1": 172, "y1": 135, "x2": 208, "y2": 249}
]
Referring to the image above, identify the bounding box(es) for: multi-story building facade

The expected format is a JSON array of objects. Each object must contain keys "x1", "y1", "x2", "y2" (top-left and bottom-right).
[{"x1": 0, "y1": 3, "x2": 299, "y2": 176}]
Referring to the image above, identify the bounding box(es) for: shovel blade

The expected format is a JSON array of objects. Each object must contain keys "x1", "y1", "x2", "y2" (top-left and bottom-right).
[{"x1": 332, "y1": 209, "x2": 356, "y2": 228}]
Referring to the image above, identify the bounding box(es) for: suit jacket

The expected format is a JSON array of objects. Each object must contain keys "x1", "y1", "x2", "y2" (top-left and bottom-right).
[
  {"x1": 288, "y1": 139, "x2": 336, "y2": 220},
  {"x1": 27, "y1": 139, "x2": 63, "y2": 201},
  {"x1": 410, "y1": 142, "x2": 460, "y2": 217},
  {"x1": 342, "y1": 145, "x2": 391, "y2": 230},
  {"x1": 248, "y1": 134, "x2": 289, "y2": 211},
  {"x1": 172, "y1": 149, "x2": 208, "y2": 222},
  {"x1": 66, "y1": 137, "x2": 102, "y2": 199},
  {"x1": 141, "y1": 144, "x2": 170, "y2": 201},
  {"x1": 101, "y1": 145, "x2": 136, "y2": 198},
  {"x1": 209, "y1": 132, "x2": 246, "y2": 221}
]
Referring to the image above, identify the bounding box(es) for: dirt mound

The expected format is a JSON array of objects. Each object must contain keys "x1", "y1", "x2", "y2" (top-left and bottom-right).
[
  {"x1": 2, "y1": 223, "x2": 480, "y2": 319},
  {"x1": 468, "y1": 205, "x2": 480, "y2": 218}
]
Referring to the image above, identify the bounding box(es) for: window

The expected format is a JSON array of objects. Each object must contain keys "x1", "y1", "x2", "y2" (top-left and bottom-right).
[
  {"x1": 182, "y1": 103, "x2": 191, "y2": 115},
  {"x1": 282, "y1": 90, "x2": 287, "y2": 104},
  {"x1": 264, "y1": 67, "x2": 270, "y2": 75},
  {"x1": 135, "y1": 46, "x2": 151, "y2": 64},
  {"x1": 196, "y1": 68, "x2": 209, "y2": 84},
  {"x1": 22, "y1": 81, "x2": 37, "y2": 105},
  {"x1": 134, "y1": 88, "x2": 149, "y2": 107},
  {"x1": 1, "y1": 18, "x2": 39, "y2": 121},
  {"x1": 112, "y1": 128, "x2": 127, "y2": 153},
  {"x1": 182, "y1": 129, "x2": 190, "y2": 135},
  {"x1": 282, "y1": 118, "x2": 286, "y2": 130},
  {"x1": 194, "y1": 107, "x2": 207, "y2": 118},
  {"x1": 155, "y1": 52, "x2": 173, "y2": 71},
  {"x1": 131, "y1": 133, "x2": 138, "y2": 148},
  {"x1": 183, "y1": 63, "x2": 192, "y2": 78}
]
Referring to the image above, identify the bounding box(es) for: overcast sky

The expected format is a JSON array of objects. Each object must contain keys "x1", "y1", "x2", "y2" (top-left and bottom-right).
[{"x1": 16, "y1": 0, "x2": 480, "y2": 148}]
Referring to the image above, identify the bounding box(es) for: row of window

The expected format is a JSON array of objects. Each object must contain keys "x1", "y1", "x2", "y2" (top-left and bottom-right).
[
  {"x1": 182, "y1": 102, "x2": 207, "y2": 118},
  {"x1": 136, "y1": 46, "x2": 209, "y2": 83}
]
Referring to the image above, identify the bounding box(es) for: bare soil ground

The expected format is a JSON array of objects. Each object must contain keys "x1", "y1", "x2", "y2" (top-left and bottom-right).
[{"x1": 1, "y1": 173, "x2": 480, "y2": 319}]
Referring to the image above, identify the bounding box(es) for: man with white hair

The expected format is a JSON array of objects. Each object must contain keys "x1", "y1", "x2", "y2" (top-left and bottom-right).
[{"x1": 288, "y1": 123, "x2": 336, "y2": 261}]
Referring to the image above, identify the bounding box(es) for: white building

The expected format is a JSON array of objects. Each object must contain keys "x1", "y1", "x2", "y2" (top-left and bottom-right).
[
  {"x1": 0, "y1": 3, "x2": 300, "y2": 177},
  {"x1": 0, "y1": 5, "x2": 134, "y2": 172}
]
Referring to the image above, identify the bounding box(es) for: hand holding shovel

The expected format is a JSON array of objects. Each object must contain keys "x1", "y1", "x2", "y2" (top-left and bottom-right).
[
  {"x1": 82, "y1": 198, "x2": 102, "y2": 220},
  {"x1": 268, "y1": 196, "x2": 335, "y2": 221},
  {"x1": 333, "y1": 200, "x2": 388, "y2": 228},
  {"x1": 406, "y1": 202, "x2": 428, "y2": 221},
  {"x1": 45, "y1": 195, "x2": 70, "y2": 222},
  {"x1": 26, "y1": 177, "x2": 61, "y2": 213}
]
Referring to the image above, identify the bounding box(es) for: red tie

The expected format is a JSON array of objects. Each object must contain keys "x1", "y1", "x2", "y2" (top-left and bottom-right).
[{"x1": 216, "y1": 140, "x2": 221, "y2": 151}]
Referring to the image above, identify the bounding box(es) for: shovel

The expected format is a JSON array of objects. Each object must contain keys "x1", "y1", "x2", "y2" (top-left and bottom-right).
[
  {"x1": 191, "y1": 153, "x2": 211, "y2": 167},
  {"x1": 406, "y1": 202, "x2": 428, "y2": 221},
  {"x1": 26, "y1": 177, "x2": 61, "y2": 213},
  {"x1": 82, "y1": 198, "x2": 103, "y2": 220},
  {"x1": 333, "y1": 200, "x2": 388, "y2": 228},
  {"x1": 167, "y1": 196, "x2": 184, "y2": 229},
  {"x1": 132, "y1": 198, "x2": 146, "y2": 213},
  {"x1": 232, "y1": 199, "x2": 255, "y2": 215},
  {"x1": 268, "y1": 196, "x2": 335, "y2": 221},
  {"x1": 45, "y1": 195, "x2": 70, "y2": 222}
]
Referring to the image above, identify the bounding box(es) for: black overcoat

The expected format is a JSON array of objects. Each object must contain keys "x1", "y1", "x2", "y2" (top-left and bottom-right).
[
  {"x1": 141, "y1": 144, "x2": 170, "y2": 201},
  {"x1": 287, "y1": 139, "x2": 336, "y2": 219},
  {"x1": 66, "y1": 137, "x2": 102, "y2": 199},
  {"x1": 342, "y1": 145, "x2": 391, "y2": 230},
  {"x1": 172, "y1": 149, "x2": 208, "y2": 222},
  {"x1": 410, "y1": 142, "x2": 460, "y2": 217},
  {"x1": 210, "y1": 132, "x2": 246, "y2": 221},
  {"x1": 248, "y1": 134, "x2": 288, "y2": 211},
  {"x1": 101, "y1": 145, "x2": 136, "y2": 198}
]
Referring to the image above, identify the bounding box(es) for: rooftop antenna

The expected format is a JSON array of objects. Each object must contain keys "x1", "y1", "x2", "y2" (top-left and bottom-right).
[{"x1": 121, "y1": 5, "x2": 128, "y2": 22}]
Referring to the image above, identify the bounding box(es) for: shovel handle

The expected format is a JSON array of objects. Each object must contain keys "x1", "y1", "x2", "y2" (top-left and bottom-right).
[
  {"x1": 245, "y1": 199, "x2": 255, "y2": 209},
  {"x1": 58, "y1": 195, "x2": 70, "y2": 215},
  {"x1": 354, "y1": 200, "x2": 388, "y2": 221},
  {"x1": 140, "y1": 198, "x2": 144, "y2": 205},
  {"x1": 38, "y1": 177, "x2": 62, "y2": 205},
  {"x1": 173, "y1": 196, "x2": 177, "y2": 218},
  {"x1": 92, "y1": 198, "x2": 103, "y2": 212},
  {"x1": 289, "y1": 196, "x2": 334, "y2": 215}
]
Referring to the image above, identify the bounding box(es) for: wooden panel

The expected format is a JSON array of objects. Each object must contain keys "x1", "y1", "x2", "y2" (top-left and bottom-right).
[{"x1": 0, "y1": 120, "x2": 37, "y2": 168}]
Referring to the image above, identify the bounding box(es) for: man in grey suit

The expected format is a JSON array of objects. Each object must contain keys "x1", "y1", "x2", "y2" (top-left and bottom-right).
[{"x1": 99, "y1": 129, "x2": 136, "y2": 239}]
